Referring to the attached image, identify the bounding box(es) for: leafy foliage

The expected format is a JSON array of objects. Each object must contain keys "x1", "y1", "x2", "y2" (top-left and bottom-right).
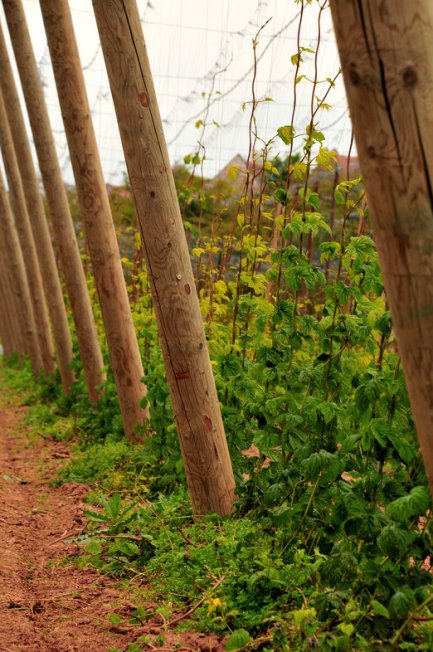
[{"x1": 2, "y1": 2, "x2": 433, "y2": 649}]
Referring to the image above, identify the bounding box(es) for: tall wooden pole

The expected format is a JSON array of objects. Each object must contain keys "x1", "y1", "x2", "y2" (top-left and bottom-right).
[
  {"x1": 92, "y1": 0, "x2": 235, "y2": 515},
  {"x1": 39, "y1": 0, "x2": 148, "y2": 439},
  {"x1": 330, "y1": 1, "x2": 433, "y2": 496},
  {"x1": 0, "y1": 90, "x2": 55, "y2": 377},
  {"x1": 2, "y1": 0, "x2": 105, "y2": 400},
  {"x1": 0, "y1": 22, "x2": 74, "y2": 393},
  {"x1": 0, "y1": 167, "x2": 41, "y2": 373},
  {"x1": 0, "y1": 274, "x2": 15, "y2": 356}
]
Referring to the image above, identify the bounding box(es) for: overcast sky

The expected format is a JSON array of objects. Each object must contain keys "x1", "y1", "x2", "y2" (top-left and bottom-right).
[{"x1": 0, "y1": 0, "x2": 351, "y2": 185}]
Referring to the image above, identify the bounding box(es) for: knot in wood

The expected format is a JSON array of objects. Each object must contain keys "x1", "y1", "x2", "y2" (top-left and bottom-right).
[
  {"x1": 349, "y1": 64, "x2": 360, "y2": 86},
  {"x1": 176, "y1": 273, "x2": 182, "y2": 281},
  {"x1": 402, "y1": 66, "x2": 418, "y2": 88},
  {"x1": 138, "y1": 91, "x2": 149, "y2": 107},
  {"x1": 366, "y1": 145, "x2": 376, "y2": 159}
]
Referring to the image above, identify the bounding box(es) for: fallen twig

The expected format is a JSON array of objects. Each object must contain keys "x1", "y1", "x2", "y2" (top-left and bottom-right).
[
  {"x1": 48, "y1": 528, "x2": 83, "y2": 545},
  {"x1": 178, "y1": 526, "x2": 196, "y2": 546},
  {"x1": 166, "y1": 576, "x2": 225, "y2": 628}
]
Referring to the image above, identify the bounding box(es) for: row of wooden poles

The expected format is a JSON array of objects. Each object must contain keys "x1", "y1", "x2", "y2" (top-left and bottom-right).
[
  {"x1": 2, "y1": 0, "x2": 433, "y2": 513},
  {"x1": 0, "y1": 0, "x2": 235, "y2": 516}
]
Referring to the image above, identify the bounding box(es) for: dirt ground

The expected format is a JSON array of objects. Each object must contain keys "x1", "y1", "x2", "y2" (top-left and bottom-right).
[{"x1": 0, "y1": 385, "x2": 223, "y2": 652}]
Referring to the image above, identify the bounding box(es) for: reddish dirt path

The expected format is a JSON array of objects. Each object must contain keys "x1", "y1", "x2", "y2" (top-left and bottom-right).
[{"x1": 0, "y1": 386, "x2": 222, "y2": 651}]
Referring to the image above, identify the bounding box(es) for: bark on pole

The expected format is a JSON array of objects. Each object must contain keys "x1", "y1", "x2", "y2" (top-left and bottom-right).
[
  {"x1": 0, "y1": 168, "x2": 41, "y2": 373},
  {"x1": 0, "y1": 90, "x2": 55, "y2": 377},
  {"x1": 39, "y1": 0, "x2": 148, "y2": 439},
  {"x1": 330, "y1": 1, "x2": 433, "y2": 496},
  {"x1": 92, "y1": 0, "x2": 236, "y2": 515},
  {"x1": 0, "y1": 239, "x2": 21, "y2": 357},
  {"x1": 0, "y1": 22, "x2": 74, "y2": 393},
  {"x1": 2, "y1": 0, "x2": 105, "y2": 401},
  {"x1": 0, "y1": 275, "x2": 15, "y2": 356}
]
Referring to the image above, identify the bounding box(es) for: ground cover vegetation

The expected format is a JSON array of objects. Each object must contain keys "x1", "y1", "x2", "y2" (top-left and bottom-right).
[{"x1": 3, "y1": 1, "x2": 433, "y2": 649}]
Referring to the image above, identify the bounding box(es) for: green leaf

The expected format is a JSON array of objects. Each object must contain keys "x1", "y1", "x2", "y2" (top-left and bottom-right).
[
  {"x1": 108, "y1": 492, "x2": 122, "y2": 518},
  {"x1": 291, "y1": 607, "x2": 317, "y2": 626},
  {"x1": 83, "y1": 539, "x2": 103, "y2": 556},
  {"x1": 107, "y1": 612, "x2": 122, "y2": 625},
  {"x1": 293, "y1": 161, "x2": 307, "y2": 180},
  {"x1": 389, "y1": 589, "x2": 415, "y2": 620},
  {"x1": 301, "y1": 449, "x2": 338, "y2": 480},
  {"x1": 113, "y1": 540, "x2": 140, "y2": 557},
  {"x1": 334, "y1": 188, "x2": 345, "y2": 205},
  {"x1": 304, "y1": 188, "x2": 320, "y2": 211},
  {"x1": 335, "y1": 281, "x2": 352, "y2": 305},
  {"x1": 370, "y1": 599, "x2": 390, "y2": 619},
  {"x1": 319, "y1": 240, "x2": 340, "y2": 263},
  {"x1": 225, "y1": 628, "x2": 252, "y2": 651},
  {"x1": 387, "y1": 486, "x2": 430, "y2": 522},
  {"x1": 218, "y1": 353, "x2": 243, "y2": 377},
  {"x1": 310, "y1": 128, "x2": 325, "y2": 144},
  {"x1": 83, "y1": 509, "x2": 109, "y2": 522},
  {"x1": 270, "y1": 505, "x2": 292, "y2": 526},
  {"x1": 262, "y1": 482, "x2": 287, "y2": 507},
  {"x1": 391, "y1": 435, "x2": 416, "y2": 464},
  {"x1": 316, "y1": 147, "x2": 337, "y2": 169},
  {"x1": 192, "y1": 247, "x2": 205, "y2": 257},
  {"x1": 346, "y1": 236, "x2": 376, "y2": 258},
  {"x1": 337, "y1": 622, "x2": 354, "y2": 637},
  {"x1": 274, "y1": 188, "x2": 287, "y2": 205},
  {"x1": 377, "y1": 525, "x2": 414, "y2": 557},
  {"x1": 228, "y1": 166, "x2": 239, "y2": 181},
  {"x1": 277, "y1": 125, "x2": 295, "y2": 145}
]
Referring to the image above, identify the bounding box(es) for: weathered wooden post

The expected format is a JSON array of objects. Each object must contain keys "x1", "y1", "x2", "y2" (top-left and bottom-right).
[
  {"x1": 0, "y1": 22, "x2": 74, "y2": 393},
  {"x1": 0, "y1": 167, "x2": 41, "y2": 372},
  {"x1": 0, "y1": 275, "x2": 15, "y2": 356},
  {"x1": 2, "y1": 0, "x2": 105, "y2": 401},
  {"x1": 92, "y1": 0, "x2": 235, "y2": 515},
  {"x1": 39, "y1": 0, "x2": 149, "y2": 439},
  {"x1": 330, "y1": 1, "x2": 433, "y2": 495},
  {"x1": 0, "y1": 89, "x2": 55, "y2": 377}
]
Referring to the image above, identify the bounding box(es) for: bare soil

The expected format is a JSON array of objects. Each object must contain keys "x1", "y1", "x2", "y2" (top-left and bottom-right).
[{"x1": 0, "y1": 385, "x2": 223, "y2": 651}]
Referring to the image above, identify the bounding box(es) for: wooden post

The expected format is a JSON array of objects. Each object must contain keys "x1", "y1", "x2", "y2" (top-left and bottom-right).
[
  {"x1": 0, "y1": 275, "x2": 15, "y2": 356},
  {"x1": 0, "y1": 89, "x2": 55, "y2": 377},
  {"x1": 92, "y1": 0, "x2": 235, "y2": 515},
  {"x1": 40, "y1": 0, "x2": 148, "y2": 439},
  {"x1": 0, "y1": 167, "x2": 41, "y2": 373},
  {"x1": 330, "y1": 1, "x2": 433, "y2": 496},
  {"x1": 2, "y1": 0, "x2": 105, "y2": 401},
  {"x1": 0, "y1": 22, "x2": 74, "y2": 393}
]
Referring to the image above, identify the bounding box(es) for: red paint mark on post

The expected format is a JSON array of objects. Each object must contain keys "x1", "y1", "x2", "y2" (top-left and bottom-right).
[
  {"x1": 203, "y1": 415, "x2": 213, "y2": 431},
  {"x1": 175, "y1": 371, "x2": 190, "y2": 380},
  {"x1": 139, "y1": 91, "x2": 149, "y2": 107},
  {"x1": 184, "y1": 284, "x2": 191, "y2": 294}
]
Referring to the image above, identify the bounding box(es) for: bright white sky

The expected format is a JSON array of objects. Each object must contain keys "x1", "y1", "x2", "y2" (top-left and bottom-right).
[{"x1": 0, "y1": 0, "x2": 351, "y2": 185}]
